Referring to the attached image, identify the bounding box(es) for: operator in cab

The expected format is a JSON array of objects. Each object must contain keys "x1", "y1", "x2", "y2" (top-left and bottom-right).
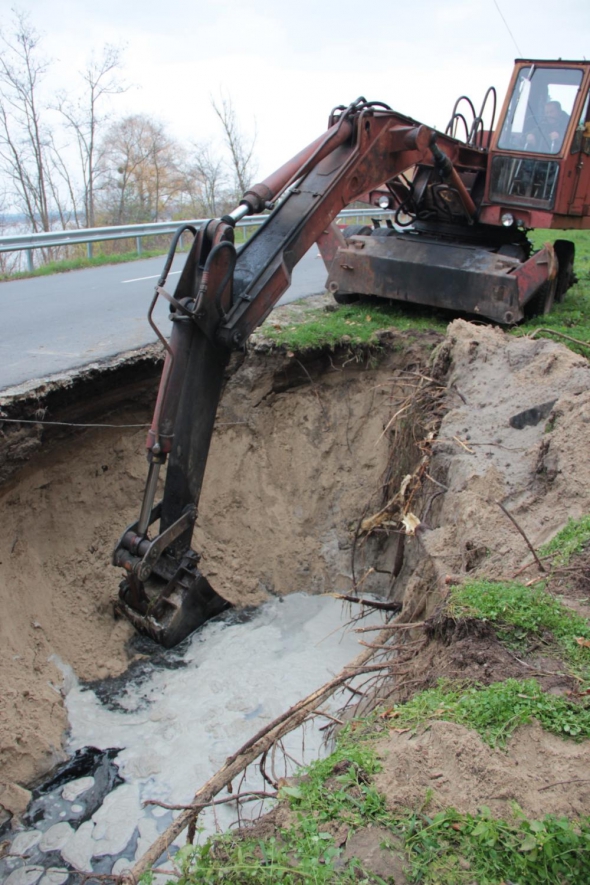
[{"x1": 526, "y1": 100, "x2": 570, "y2": 153}]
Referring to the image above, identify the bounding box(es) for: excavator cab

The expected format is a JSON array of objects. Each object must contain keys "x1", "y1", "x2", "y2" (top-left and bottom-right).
[{"x1": 481, "y1": 59, "x2": 590, "y2": 227}]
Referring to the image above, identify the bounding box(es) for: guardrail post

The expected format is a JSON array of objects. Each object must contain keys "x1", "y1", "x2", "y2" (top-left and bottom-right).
[
  {"x1": 136, "y1": 236, "x2": 142, "y2": 256},
  {"x1": 87, "y1": 242, "x2": 93, "y2": 259},
  {"x1": 26, "y1": 249, "x2": 33, "y2": 272}
]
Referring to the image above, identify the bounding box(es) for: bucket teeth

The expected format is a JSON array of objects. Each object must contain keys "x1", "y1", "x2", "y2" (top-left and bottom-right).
[{"x1": 117, "y1": 560, "x2": 230, "y2": 647}]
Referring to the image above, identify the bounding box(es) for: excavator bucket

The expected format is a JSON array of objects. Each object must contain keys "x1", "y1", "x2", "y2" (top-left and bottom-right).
[{"x1": 115, "y1": 559, "x2": 230, "y2": 649}]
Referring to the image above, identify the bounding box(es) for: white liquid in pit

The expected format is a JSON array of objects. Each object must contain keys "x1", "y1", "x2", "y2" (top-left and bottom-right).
[{"x1": 4, "y1": 594, "x2": 376, "y2": 881}]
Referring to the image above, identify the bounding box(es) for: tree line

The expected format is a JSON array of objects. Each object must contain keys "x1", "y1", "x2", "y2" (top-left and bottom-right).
[{"x1": 0, "y1": 10, "x2": 257, "y2": 237}]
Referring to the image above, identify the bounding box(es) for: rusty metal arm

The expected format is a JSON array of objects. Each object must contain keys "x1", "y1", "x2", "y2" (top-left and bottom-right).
[{"x1": 214, "y1": 111, "x2": 484, "y2": 347}]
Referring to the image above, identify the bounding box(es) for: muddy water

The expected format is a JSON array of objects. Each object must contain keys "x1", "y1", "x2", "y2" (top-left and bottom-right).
[{"x1": 1, "y1": 594, "x2": 376, "y2": 883}]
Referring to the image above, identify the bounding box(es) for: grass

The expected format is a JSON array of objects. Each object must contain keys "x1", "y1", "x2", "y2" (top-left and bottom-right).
[
  {"x1": 264, "y1": 302, "x2": 445, "y2": 351},
  {"x1": 0, "y1": 223, "x2": 256, "y2": 282},
  {"x1": 165, "y1": 742, "x2": 390, "y2": 885},
  {"x1": 447, "y1": 578, "x2": 590, "y2": 672},
  {"x1": 0, "y1": 247, "x2": 174, "y2": 281},
  {"x1": 539, "y1": 514, "x2": 590, "y2": 567},
  {"x1": 401, "y1": 805, "x2": 590, "y2": 885},
  {"x1": 511, "y1": 228, "x2": 590, "y2": 356},
  {"x1": 264, "y1": 228, "x2": 590, "y2": 354},
  {"x1": 149, "y1": 722, "x2": 590, "y2": 885},
  {"x1": 385, "y1": 677, "x2": 590, "y2": 745}
]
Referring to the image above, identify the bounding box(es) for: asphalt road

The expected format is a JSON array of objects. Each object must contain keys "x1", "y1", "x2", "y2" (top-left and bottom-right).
[{"x1": 0, "y1": 246, "x2": 328, "y2": 391}]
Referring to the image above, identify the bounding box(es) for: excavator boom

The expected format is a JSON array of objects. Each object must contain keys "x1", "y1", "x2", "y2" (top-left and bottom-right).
[{"x1": 114, "y1": 62, "x2": 590, "y2": 645}]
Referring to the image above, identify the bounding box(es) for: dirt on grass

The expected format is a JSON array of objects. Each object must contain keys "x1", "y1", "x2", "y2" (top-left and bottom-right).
[{"x1": 2, "y1": 304, "x2": 590, "y2": 878}]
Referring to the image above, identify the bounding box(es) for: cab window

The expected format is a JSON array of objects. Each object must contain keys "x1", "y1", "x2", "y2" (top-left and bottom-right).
[{"x1": 498, "y1": 66, "x2": 582, "y2": 154}]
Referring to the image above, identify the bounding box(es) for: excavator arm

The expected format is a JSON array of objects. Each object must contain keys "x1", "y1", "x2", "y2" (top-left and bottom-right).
[{"x1": 113, "y1": 98, "x2": 486, "y2": 646}]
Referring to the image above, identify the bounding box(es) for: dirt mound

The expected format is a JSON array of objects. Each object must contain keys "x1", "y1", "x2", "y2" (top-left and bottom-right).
[
  {"x1": 396, "y1": 632, "x2": 576, "y2": 701},
  {"x1": 401, "y1": 320, "x2": 590, "y2": 618},
  {"x1": 374, "y1": 719, "x2": 590, "y2": 819}
]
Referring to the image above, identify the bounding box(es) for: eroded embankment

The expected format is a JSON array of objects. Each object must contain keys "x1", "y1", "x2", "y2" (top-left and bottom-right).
[
  {"x1": 154, "y1": 320, "x2": 590, "y2": 885},
  {"x1": 0, "y1": 330, "x2": 439, "y2": 808}
]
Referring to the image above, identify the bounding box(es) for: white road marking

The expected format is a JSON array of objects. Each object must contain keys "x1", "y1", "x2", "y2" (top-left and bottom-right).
[{"x1": 121, "y1": 270, "x2": 181, "y2": 284}]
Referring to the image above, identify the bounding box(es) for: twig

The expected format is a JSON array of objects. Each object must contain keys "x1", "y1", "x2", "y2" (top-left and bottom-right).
[
  {"x1": 452, "y1": 435, "x2": 475, "y2": 453},
  {"x1": 358, "y1": 638, "x2": 425, "y2": 651},
  {"x1": 334, "y1": 593, "x2": 402, "y2": 612},
  {"x1": 424, "y1": 473, "x2": 449, "y2": 491},
  {"x1": 295, "y1": 359, "x2": 329, "y2": 425},
  {"x1": 495, "y1": 500, "x2": 546, "y2": 572},
  {"x1": 449, "y1": 384, "x2": 467, "y2": 405},
  {"x1": 501, "y1": 646, "x2": 567, "y2": 679},
  {"x1": 539, "y1": 778, "x2": 590, "y2": 792},
  {"x1": 259, "y1": 750, "x2": 278, "y2": 790},
  {"x1": 511, "y1": 553, "x2": 555, "y2": 578},
  {"x1": 355, "y1": 621, "x2": 425, "y2": 633},
  {"x1": 526, "y1": 328, "x2": 590, "y2": 351},
  {"x1": 344, "y1": 662, "x2": 411, "y2": 674},
  {"x1": 312, "y1": 709, "x2": 344, "y2": 726},
  {"x1": 143, "y1": 791, "x2": 276, "y2": 812}
]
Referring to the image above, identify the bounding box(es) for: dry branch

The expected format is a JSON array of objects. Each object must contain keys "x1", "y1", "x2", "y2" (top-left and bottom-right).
[
  {"x1": 335, "y1": 593, "x2": 402, "y2": 612},
  {"x1": 143, "y1": 790, "x2": 276, "y2": 812},
  {"x1": 120, "y1": 624, "x2": 397, "y2": 883},
  {"x1": 354, "y1": 621, "x2": 425, "y2": 633},
  {"x1": 495, "y1": 500, "x2": 546, "y2": 572}
]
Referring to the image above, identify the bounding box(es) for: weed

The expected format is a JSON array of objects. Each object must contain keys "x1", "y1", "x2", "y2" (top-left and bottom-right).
[
  {"x1": 448, "y1": 579, "x2": 590, "y2": 671},
  {"x1": 401, "y1": 805, "x2": 590, "y2": 884},
  {"x1": 163, "y1": 743, "x2": 390, "y2": 884},
  {"x1": 387, "y1": 678, "x2": 590, "y2": 745}
]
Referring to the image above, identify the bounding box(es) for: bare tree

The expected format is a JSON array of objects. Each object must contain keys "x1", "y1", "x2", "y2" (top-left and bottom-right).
[
  {"x1": 211, "y1": 93, "x2": 257, "y2": 202},
  {"x1": 98, "y1": 114, "x2": 186, "y2": 224},
  {"x1": 184, "y1": 140, "x2": 228, "y2": 216},
  {"x1": 0, "y1": 10, "x2": 55, "y2": 232},
  {"x1": 54, "y1": 44, "x2": 126, "y2": 228}
]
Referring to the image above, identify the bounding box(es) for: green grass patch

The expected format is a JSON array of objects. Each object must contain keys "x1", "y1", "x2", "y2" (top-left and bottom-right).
[
  {"x1": 401, "y1": 805, "x2": 590, "y2": 885},
  {"x1": 539, "y1": 514, "x2": 590, "y2": 567},
  {"x1": 448, "y1": 579, "x2": 590, "y2": 671},
  {"x1": 1, "y1": 248, "x2": 174, "y2": 282},
  {"x1": 264, "y1": 302, "x2": 445, "y2": 351},
  {"x1": 512, "y1": 229, "x2": 590, "y2": 356},
  {"x1": 388, "y1": 677, "x2": 590, "y2": 745},
  {"x1": 148, "y1": 726, "x2": 590, "y2": 884}
]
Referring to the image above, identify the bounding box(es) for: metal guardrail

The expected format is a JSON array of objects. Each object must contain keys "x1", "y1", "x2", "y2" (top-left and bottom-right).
[{"x1": 0, "y1": 209, "x2": 393, "y2": 272}]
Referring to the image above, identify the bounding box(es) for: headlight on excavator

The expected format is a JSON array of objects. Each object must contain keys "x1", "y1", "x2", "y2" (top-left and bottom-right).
[
  {"x1": 501, "y1": 212, "x2": 515, "y2": 227},
  {"x1": 378, "y1": 195, "x2": 391, "y2": 209}
]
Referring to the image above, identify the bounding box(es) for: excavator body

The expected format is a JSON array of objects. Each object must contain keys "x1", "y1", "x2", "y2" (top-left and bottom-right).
[
  {"x1": 113, "y1": 60, "x2": 590, "y2": 646},
  {"x1": 324, "y1": 59, "x2": 590, "y2": 321}
]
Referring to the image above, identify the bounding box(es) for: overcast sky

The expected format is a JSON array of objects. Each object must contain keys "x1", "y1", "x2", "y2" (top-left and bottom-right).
[{"x1": 10, "y1": 0, "x2": 590, "y2": 185}]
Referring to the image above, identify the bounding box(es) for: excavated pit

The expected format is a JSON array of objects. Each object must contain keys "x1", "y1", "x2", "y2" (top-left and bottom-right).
[
  {"x1": 0, "y1": 332, "x2": 439, "y2": 797},
  {"x1": 3, "y1": 317, "x2": 590, "y2": 880}
]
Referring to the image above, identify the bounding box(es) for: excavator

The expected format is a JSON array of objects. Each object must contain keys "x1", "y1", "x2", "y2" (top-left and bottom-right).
[{"x1": 113, "y1": 58, "x2": 590, "y2": 647}]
